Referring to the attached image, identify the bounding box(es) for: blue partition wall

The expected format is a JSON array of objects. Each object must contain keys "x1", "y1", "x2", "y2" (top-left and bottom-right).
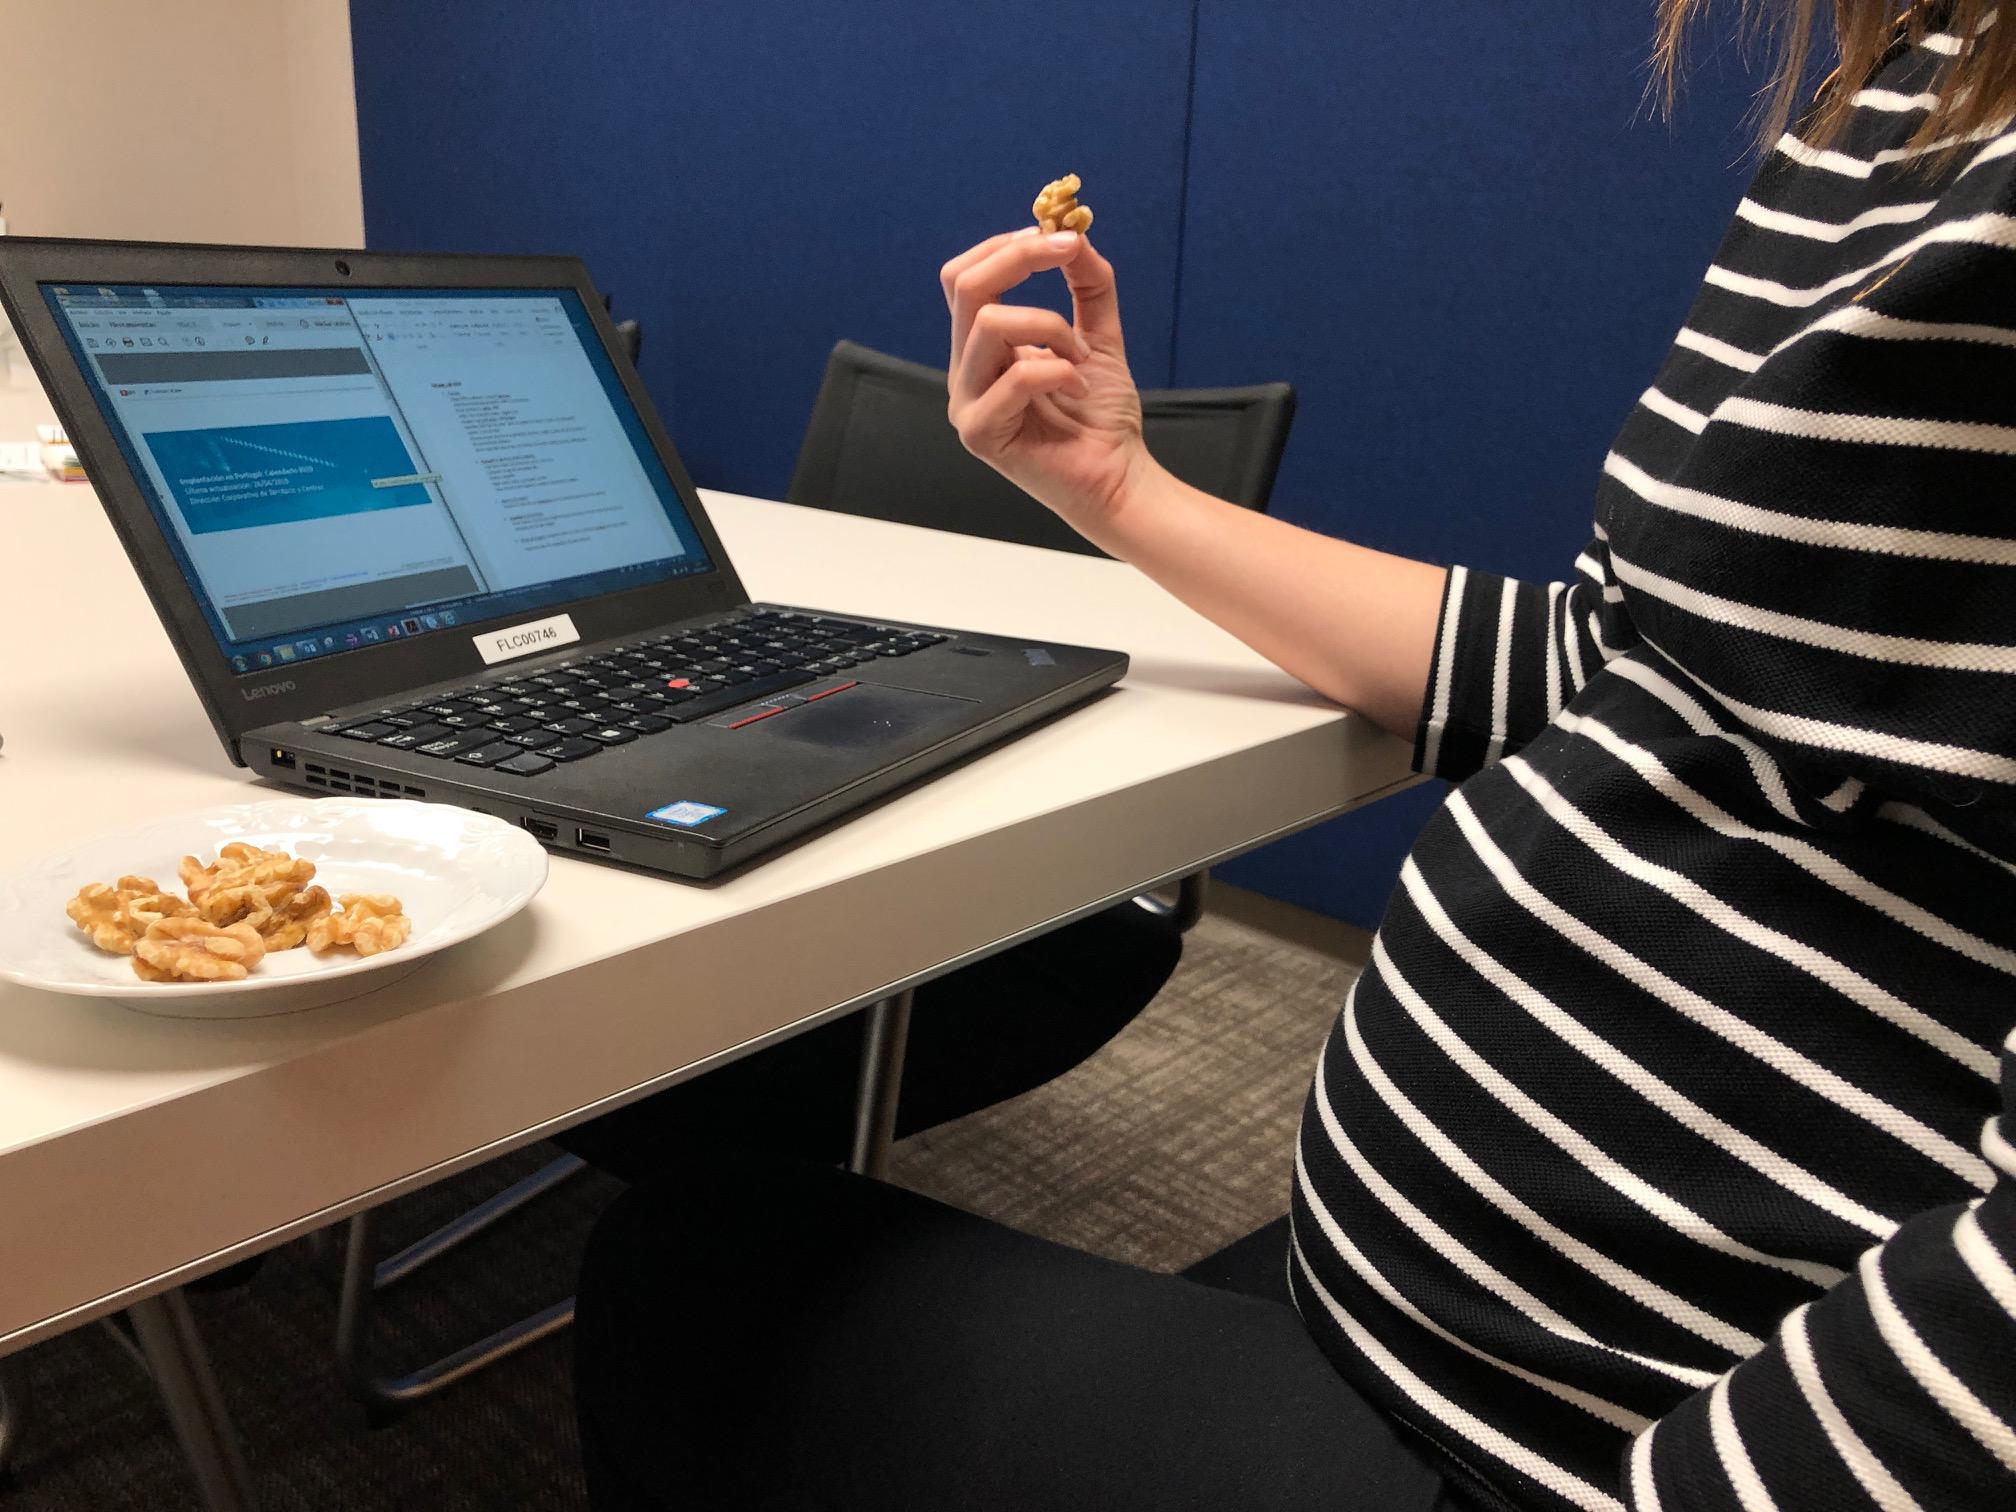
[
  {"x1": 351, "y1": 2, "x2": 1764, "y2": 926},
  {"x1": 1177, "y1": 3, "x2": 1765, "y2": 924},
  {"x1": 349, "y1": 0, "x2": 1196, "y2": 489}
]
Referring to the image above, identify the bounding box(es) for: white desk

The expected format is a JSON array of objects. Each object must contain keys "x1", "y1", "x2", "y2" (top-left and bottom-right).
[{"x1": 0, "y1": 482, "x2": 1412, "y2": 1360}]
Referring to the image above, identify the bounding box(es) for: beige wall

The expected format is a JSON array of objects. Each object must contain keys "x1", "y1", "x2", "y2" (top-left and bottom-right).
[{"x1": 0, "y1": 0, "x2": 364, "y2": 430}]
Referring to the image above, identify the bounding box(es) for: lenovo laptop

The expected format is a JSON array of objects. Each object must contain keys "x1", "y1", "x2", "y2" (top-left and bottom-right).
[{"x1": 0, "y1": 239, "x2": 1126, "y2": 878}]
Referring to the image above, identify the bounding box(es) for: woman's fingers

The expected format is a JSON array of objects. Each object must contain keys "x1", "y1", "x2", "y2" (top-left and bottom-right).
[
  {"x1": 952, "y1": 357, "x2": 1087, "y2": 460},
  {"x1": 1060, "y1": 236, "x2": 1125, "y2": 355},
  {"x1": 948, "y1": 231, "x2": 1092, "y2": 370},
  {"x1": 950, "y1": 304, "x2": 1087, "y2": 408},
  {"x1": 939, "y1": 229, "x2": 1031, "y2": 313}
]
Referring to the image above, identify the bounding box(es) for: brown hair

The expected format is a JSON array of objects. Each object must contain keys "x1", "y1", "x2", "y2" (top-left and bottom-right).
[{"x1": 1654, "y1": 1, "x2": 2016, "y2": 157}]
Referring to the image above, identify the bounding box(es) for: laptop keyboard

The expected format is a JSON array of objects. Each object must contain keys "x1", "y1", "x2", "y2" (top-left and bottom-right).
[{"x1": 325, "y1": 609, "x2": 947, "y2": 777}]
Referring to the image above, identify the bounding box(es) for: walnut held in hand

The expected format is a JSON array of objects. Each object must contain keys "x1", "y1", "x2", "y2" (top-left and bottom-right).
[
  {"x1": 307, "y1": 894, "x2": 413, "y2": 958},
  {"x1": 132, "y1": 916, "x2": 268, "y2": 983},
  {"x1": 1032, "y1": 174, "x2": 1093, "y2": 235}
]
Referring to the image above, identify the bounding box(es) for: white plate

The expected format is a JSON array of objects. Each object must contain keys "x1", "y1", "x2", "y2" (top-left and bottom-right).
[{"x1": 0, "y1": 797, "x2": 547, "y2": 1018}]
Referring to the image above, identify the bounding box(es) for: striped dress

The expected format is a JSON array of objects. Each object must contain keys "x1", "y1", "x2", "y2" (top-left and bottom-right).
[{"x1": 1288, "y1": 16, "x2": 2016, "y2": 1512}]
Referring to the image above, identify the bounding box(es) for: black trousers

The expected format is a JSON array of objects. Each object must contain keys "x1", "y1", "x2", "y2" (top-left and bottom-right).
[
  {"x1": 572, "y1": 1156, "x2": 1489, "y2": 1511},
  {"x1": 557, "y1": 900, "x2": 1184, "y2": 1182}
]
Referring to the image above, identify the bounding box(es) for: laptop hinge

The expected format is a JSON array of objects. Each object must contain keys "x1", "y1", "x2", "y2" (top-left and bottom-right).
[{"x1": 300, "y1": 714, "x2": 336, "y2": 728}]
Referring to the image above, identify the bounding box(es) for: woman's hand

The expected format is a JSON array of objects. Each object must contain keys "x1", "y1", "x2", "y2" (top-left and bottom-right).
[
  {"x1": 940, "y1": 228, "x2": 1153, "y2": 536},
  {"x1": 940, "y1": 225, "x2": 1444, "y2": 739}
]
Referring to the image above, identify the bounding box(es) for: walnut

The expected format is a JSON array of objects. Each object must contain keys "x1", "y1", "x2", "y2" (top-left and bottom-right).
[
  {"x1": 307, "y1": 894, "x2": 412, "y2": 958},
  {"x1": 65, "y1": 876, "x2": 194, "y2": 955},
  {"x1": 196, "y1": 855, "x2": 319, "y2": 928},
  {"x1": 254, "y1": 884, "x2": 333, "y2": 952},
  {"x1": 180, "y1": 843, "x2": 291, "y2": 906},
  {"x1": 1032, "y1": 174, "x2": 1093, "y2": 235},
  {"x1": 132, "y1": 916, "x2": 269, "y2": 982}
]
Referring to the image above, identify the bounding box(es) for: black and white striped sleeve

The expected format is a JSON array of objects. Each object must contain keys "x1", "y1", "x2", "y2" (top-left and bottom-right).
[
  {"x1": 1413, "y1": 546, "x2": 1621, "y2": 784},
  {"x1": 1625, "y1": 1024, "x2": 2016, "y2": 1510},
  {"x1": 1602, "y1": 211, "x2": 2016, "y2": 816}
]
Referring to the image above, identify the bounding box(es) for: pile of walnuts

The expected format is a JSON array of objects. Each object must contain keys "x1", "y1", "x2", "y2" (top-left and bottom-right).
[{"x1": 65, "y1": 843, "x2": 410, "y2": 983}]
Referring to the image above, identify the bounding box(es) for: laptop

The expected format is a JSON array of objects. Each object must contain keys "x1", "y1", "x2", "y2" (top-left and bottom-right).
[{"x1": 0, "y1": 238, "x2": 1127, "y2": 879}]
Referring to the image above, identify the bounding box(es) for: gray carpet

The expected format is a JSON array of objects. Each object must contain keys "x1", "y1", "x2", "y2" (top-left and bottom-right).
[{"x1": 1, "y1": 908, "x2": 1363, "y2": 1510}]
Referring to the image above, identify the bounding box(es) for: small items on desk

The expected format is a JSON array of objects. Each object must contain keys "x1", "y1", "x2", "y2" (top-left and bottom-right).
[
  {"x1": 38, "y1": 424, "x2": 83, "y2": 482},
  {"x1": 0, "y1": 427, "x2": 83, "y2": 483}
]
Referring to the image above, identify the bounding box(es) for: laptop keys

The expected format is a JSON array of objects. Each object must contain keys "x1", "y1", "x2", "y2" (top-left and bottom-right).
[
  {"x1": 415, "y1": 730, "x2": 495, "y2": 758},
  {"x1": 529, "y1": 736, "x2": 600, "y2": 762},
  {"x1": 454, "y1": 740, "x2": 526, "y2": 768},
  {"x1": 336, "y1": 611, "x2": 932, "y2": 776},
  {"x1": 377, "y1": 723, "x2": 451, "y2": 749}
]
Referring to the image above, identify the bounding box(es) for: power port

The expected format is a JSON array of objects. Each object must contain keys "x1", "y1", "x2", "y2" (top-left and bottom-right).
[
  {"x1": 577, "y1": 829, "x2": 612, "y2": 853},
  {"x1": 272, "y1": 748, "x2": 297, "y2": 769},
  {"x1": 523, "y1": 817, "x2": 559, "y2": 843}
]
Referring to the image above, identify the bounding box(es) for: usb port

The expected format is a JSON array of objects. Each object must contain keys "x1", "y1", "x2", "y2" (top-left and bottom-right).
[
  {"x1": 523, "y1": 817, "x2": 559, "y2": 843},
  {"x1": 272, "y1": 748, "x2": 297, "y2": 770},
  {"x1": 576, "y1": 829, "x2": 612, "y2": 853}
]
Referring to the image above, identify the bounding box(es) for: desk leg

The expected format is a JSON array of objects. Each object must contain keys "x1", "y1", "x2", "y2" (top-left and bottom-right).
[
  {"x1": 847, "y1": 989, "x2": 915, "y2": 1180},
  {"x1": 126, "y1": 1290, "x2": 258, "y2": 1512}
]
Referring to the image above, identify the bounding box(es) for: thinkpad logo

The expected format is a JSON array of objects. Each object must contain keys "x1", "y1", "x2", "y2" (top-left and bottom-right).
[{"x1": 239, "y1": 679, "x2": 297, "y2": 701}]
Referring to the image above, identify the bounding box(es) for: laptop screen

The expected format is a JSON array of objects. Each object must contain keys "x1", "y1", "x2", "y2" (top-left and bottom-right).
[{"x1": 39, "y1": 282, "x2": 713, "y2": 673}]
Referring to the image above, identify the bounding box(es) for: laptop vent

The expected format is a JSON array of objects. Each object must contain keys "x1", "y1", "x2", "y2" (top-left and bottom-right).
[{"x1": 303, "y1": 762, "x2": 426, "y2": 800}]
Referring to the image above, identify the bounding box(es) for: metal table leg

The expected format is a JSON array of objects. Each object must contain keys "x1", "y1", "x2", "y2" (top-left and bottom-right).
[
  {"x1": 126, "y1": 1290, "x2": 258, "y2": 1512},
  {"x1": 847, "y1": 989, "x2": 915, "y2": 1180},
  {"x1": 1134, "y1": 868, "x2": 1210, "y2": 933},
  {"x1": 335, "y1": 1153, "x2": 585, "y2": 1422}
]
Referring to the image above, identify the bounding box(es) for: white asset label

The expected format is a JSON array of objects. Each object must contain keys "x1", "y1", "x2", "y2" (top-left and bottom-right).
[{"x1": 473, "y1": 612, "x2": 581, "y2": 665}]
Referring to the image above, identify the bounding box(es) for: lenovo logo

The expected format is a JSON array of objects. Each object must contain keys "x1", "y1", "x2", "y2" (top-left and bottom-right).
[{"x1": 239, "y1": 679, "x2": 297, "y2": 701}]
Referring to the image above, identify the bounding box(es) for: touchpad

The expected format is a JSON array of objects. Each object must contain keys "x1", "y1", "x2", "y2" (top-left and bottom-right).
[{"x1": 764, "y1": 683, "x2": 978, "y2": 749}]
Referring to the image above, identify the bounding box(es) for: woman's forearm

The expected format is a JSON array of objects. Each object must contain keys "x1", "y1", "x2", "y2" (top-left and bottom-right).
[{"x1": 1070, "y1": 458, "x2": 1448, "y2": 740}]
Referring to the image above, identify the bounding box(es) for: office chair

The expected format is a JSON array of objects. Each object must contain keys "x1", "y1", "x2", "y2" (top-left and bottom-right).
[
  {"x1": 788, "y1": 339, "x2": 1294, "y2": 559},
  {"x1": 330, "y1": 313, "x2": 644, "y2": 1422},
  {"x1": 787, "y1": 340, "x2": 1297, "y2": 1176}
]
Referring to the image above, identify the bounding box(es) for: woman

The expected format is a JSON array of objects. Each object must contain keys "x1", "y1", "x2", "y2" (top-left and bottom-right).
[{"x1": 572, "y1": 3, "x2": 2016, "y2": 1507}]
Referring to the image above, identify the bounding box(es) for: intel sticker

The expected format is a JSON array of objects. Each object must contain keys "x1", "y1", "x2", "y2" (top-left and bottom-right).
[{"x1": 646, "y1": 801, "x2": 727, "y2": 828}]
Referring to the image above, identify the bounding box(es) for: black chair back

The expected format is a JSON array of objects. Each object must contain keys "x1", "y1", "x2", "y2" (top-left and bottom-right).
[{"x1": 787, "y1": 341, "x2": 1295, "y2": 557}]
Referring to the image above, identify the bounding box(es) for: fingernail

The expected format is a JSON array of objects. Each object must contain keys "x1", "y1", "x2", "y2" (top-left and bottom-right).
[
  {"x1": 1014, "y1": 226, "x2": 1039, "y2": 237},
  {"x1": 1074, "y1": 335, "x2": 1093, "y2": 360},
  {"x1": 1046, "y1": 231, "x2": 1080, "y2": 251}
]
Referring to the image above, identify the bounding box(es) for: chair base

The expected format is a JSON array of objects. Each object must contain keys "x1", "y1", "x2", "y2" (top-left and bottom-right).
[{"x1": 335, "y1": 1153, "x2": 586, "y2": 1421}]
